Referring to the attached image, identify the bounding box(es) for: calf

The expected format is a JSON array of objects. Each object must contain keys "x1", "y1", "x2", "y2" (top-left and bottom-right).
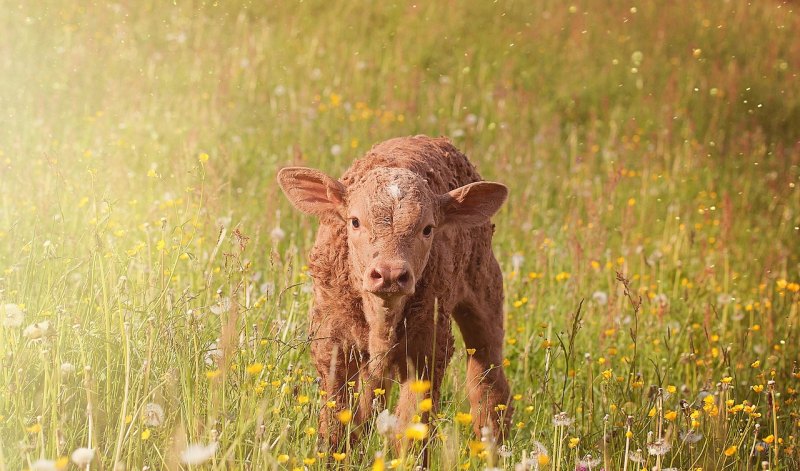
[{"x1": 277, "y1": 135, "x2": 511, "y2": 452}]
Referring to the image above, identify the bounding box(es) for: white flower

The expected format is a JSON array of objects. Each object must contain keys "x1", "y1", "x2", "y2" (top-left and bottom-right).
[
  {"x1": 628, "y1": 449, "x2": 645, "y2": 463},
  {"x1": 30, "y1": 459, "x2": 57, "y2": 471},
  {"x1": 653, "y1": 293, "x2": 669, "y2": 307},
  {"x1": 498, "y1": 444, "x2": 512, "y2": 458},
  {"x1": 143, "y1": 403, "x2": 165, "y2": 427},
  {"x1": 180, "y1": 442, "x2": 218, "y2": 465},
  {"x1": 592, "y1": 291, "x2": 608, "y2": 305},
  {"x1": 71, "y1": 447, "x2": 95, "y2": 467},
  {"x1": 330, "y1": 144, "x2": 342, "y2": 156},
  {"x1": 204, "y1": 342, "x2": 223, "y2": 366},
  {"x1": 376, "y1": 409, "x2": 398, "y2": 435},
  {"x1": 23, "y1": 320, "x2": 52, "y2": 339},
  {"x1": 61, "y1": 362, "x2": 76, "y2": 376},
  {"x1": 646, "y1": 438, "x2": 671, "y2": 456},
  {"x1": 578, "y1": 453, "x2": 601, "y2": 468},
  {"x1": 270, "y1": 226, "x2": 286, "y2": 242},
  {"x1": 511, "y1": 253, "x2": 525, "y2": 271},
  {"x1": 209, "y1": 298, "x2": 231, "y2": 315},
  {"x1": 1, "y1": 303, "x2": 25, "y2": 327},
  {"x1": 552, "y1": 412, "x2": 574, "y2": 427}
]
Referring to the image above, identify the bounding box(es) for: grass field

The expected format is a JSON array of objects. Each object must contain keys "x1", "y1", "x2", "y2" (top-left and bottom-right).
[{"x1": 1, "y1": 1, "x2": 800, "y2": 470}]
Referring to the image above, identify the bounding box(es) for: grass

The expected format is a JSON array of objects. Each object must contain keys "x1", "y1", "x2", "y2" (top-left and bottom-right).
[{"x1": 1, "y1": 0, "x2": 799, "y2": 469}]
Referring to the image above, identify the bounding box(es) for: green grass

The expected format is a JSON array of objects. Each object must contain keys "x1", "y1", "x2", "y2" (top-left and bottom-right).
[{"x1": 1, "y1": 1, "x2": 799, "y2": 469}]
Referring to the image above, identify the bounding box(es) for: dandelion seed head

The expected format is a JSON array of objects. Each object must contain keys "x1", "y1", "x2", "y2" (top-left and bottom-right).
[
  {"x1": 143, "y1": 403, "x2": 165, "y2": 427},
  {"x1": 70, "y1": 448, "x2": 95, "y2": 467},
  {"x1": 2, "y1": 303, "x2": 25, "y2": 327},
  {"x1": 180, "y1": 442, "x2": 218, "y2": 465}
]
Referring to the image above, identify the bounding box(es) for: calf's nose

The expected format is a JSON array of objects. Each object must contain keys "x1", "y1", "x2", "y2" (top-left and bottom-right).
[{"x1": 365, "y1": 261, "x2": 414, "y2": 295}]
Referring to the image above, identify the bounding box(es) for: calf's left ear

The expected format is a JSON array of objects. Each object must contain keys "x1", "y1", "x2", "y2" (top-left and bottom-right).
[{"x1": 438, "y1": 181, "x2": 508, "y2": 227}]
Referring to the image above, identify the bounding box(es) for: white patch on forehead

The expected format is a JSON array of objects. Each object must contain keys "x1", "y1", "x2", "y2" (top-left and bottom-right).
[{"x1": 387, "y1": 183, "x2": 403, "y2": 199}]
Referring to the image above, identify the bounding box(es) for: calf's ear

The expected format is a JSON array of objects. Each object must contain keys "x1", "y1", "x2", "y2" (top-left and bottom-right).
[
  {"x1": 277, "y1": 167, "x2": 346, "y2": 219},
  {"x1": 439, "y1": 181, "x2": 508, "y2": 227}
]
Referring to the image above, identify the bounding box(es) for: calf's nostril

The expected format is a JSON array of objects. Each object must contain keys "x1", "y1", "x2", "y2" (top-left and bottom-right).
[
  {"x1": 397, "y1": 271, "x2": 410, "y2": 285},
  {"x1": 370, "y1": 269, "x2": 383, "y2": 280}
]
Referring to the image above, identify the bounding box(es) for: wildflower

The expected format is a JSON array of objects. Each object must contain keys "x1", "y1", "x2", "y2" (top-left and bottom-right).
[
  {"x1": 209, "y1": 298, "x2": 231, "y2": 315},
  {"x1": 568, "y1": 437, "x2": 580, "y2": 448},
  {"x1": 723, "y1": 445, "x2": 737, "y2": 457},
  {"x1": 647, "y1": 438, "x2": 671, "y2": 456},
  {"x1": 601, "y1": 369, "x2": 613, "y2": 380},
  {"x1": 61, "y1": 362, "x2": 76, "y2": 376},
  {"x1": 405, "y1": 423, "x2": 428, "y2": 440},
  {"x1": 372, "y1": 452, "x2": 385, "y2": 471},
  {"x1": 143, "y1": 403, "x2": 165, "y2": 427},
  {"x1": 297, "y1": 395, "x2": 309, "y2": 405},
  {"x1": 628, "y1": 449, "x2": 645, "y2": 464},
  {"x1": 592, "y1": 291, "x2": 608, "y2": 305},
  {"x1": 270, "y1": 226, "x2": 285, "y2": 242},
  {"x1": 22, "y1": 321, "x2": 50, "y2": 340},
  {"x1": 206, "y1": 370, "x2": 222, "y2": 380},
  {"x1": 752, "y1": 384, "x2": 765, "y2": 393},
  {"x1": 180, "y1": 442, "x2": 218, "y2": 465},
  {"x1": 26, "y1": 423, "x2": 42, "y2": 433},
  {"x1": 141, "y1": 429, "x2": 151, "y2": 440},
  {"x1": 511, "y1": 253, "x2": 525, "y2": 271},
  {"x1": 664, "y1": 410, "x2": 678, "y2": 421},
  {"x1": 332, "y1": 452, "x2": 346, "y2": 461},
  {"x1": 337, "y1": 409, "x2": 353, "y2": 424},
  {"x1": 70, "y1": 448, "x2": 95, "y2": 467},
  {"x1": 653, "y1": 293, "x2": 669, "y2": 306},
  {"x1": 303, "y1": 457, "x2": 316, "y2": 465},
  {"x1": 246, "y1": 363, "x2": 264, "y2": 375},
  {"x1": 330, "y1": 144, "x2": 342, "y2": 156},
  {"x1": 376, "y1": 409, "x2": 398, "y2": 435},
  {"x1": 498, "y1": 444, "x2": 512, "y2": 458},
  {"x1": 455, "y1": 412, "x2": 473, "y2": 426},
  {"x1": 410, "y1": 379, "x2": 431, "y2": 393},
  {"x1": 555, "y1": 272, "x2": 571, "y2": 282},
  {"x1": 277, "y1": 454, "x2": 289, "y2": 463},
  {"x1": 552, "y1": 412, "x2": 574, "y2": 427},
  {"x1": 198, "y1": 152, "x2": 209, "y2": 162},
  {"x1": 30, "y1": 459, "x2": 57, "y2": 471},
  {"x1": 2, "y1": 303, "x2": 25, "y2": 327},
  {"x1": 578, "y1": 454, "x2": 601, "y2": 469},
  {"x1": 419, "y1": 398, "x2": 432, "y2": 412}
]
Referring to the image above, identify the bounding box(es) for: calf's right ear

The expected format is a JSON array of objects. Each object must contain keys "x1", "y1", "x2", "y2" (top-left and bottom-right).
[{"x1": 277, "y1": 167, "x2": 346, "y2": 219}]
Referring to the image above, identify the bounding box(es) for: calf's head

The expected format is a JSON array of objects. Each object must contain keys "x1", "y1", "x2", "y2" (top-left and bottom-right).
[{"x1": 277, "y1": 166, "x2": 507, "y2": 311}]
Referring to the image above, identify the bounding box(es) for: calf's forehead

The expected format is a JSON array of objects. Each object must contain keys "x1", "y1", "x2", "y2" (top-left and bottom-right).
[{"x1": 346, "y1": 168, "x2": 436, "y2": 229}]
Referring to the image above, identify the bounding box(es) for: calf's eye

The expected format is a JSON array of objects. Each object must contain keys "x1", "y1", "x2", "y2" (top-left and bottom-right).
[
  {"x1": 351, "y1": 218, "x2": 360, "y2": 229},
  {"x1": 422, "y1": 225, "x2": 433, "y2": 237}
]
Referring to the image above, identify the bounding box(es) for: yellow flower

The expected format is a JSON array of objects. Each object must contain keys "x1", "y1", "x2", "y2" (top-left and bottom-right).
[
  {"x1": 555, "y1": 271, "x2": 571, "y2": 282},
  {"x1": 303, "y1": 457, "x2": 316, "y2": 465},
  {"x1": 752, "y1": 384, "x2": 764, "y2": 393},
  {"x1": 466, "y1": 348, "x2": 476, "y2": 355},
  {"x1": 297, "y1": 395, "x2": 310, "y2": 405},
  {"x1": 305, "y1": 427, "x2": 316, "y2": 436},
  {"x1": 372, "y1": 456, "x2": 385, "y2": 471},
  {"x1": 326, "y1": 400, "x2": 336, "y2": 409},
  {"x1": 751, "y1": 360, "x2": 761, "y2": 368},
  {"x1": 246, "y1": 363, "x2": 264, "y2": 375},
  {"x1": 764, "y1": 434, "x2": 775, "y2": 444},
  {"x1": 374, "y1": 388, "x2": 385, "y2": 396},
  {"x1": 55, "y1": 456, "x2": 69, "y2": 469},
  {"x1": 198, "y1": 152, "x2": 210, "y2": 162},
  {"x1": 26, "y1": 423, "x2": 42, "y2": 434},
  {"x1": 721, "y1": 376, "x2": 733, "y2": 384},
  {"x1": 723, "y1": 445, "x2": 737, "y2": 457},
  {"x1": 664, "y1": 411, "x2": 678, "y2": 421},
  {"x1": 141, "y1": 428, "x2": 151, "y2": 440},
  {"x1": 419, "y1": 398, "x2": 433, "y2": 412},
  {"x1": 337, "y1": 409, "x2": 353, "y2": 424},
  {"x1": 405, "y1": 423, "x2": 428, "y2": 441},
  {"x1": 277, "y1": 454, "x2": 289, "y2": 463},
  {"x1": 332, "y1": 452, "x2": 346, "y2": 462},
  {"x1": 455, "y1": 412, "x2": 473, "y2": 426},
  {"x1": 410, "y1": 380, "x2": 431, "y2": 393},
  {"x1": 468, "y1": 441, "x2": 485, "y2": 456},
  {"x1": 538, "y1": 454, "x2": 550, "y2": 466},
  {"x1": 601, "y1": 369, "x2": 613, "y2": 380},
  {"x1": 568, "y1": 437, "x2": 580, "y2": 448}
]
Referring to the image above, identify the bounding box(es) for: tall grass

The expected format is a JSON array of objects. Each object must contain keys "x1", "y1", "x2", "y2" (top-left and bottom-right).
[{"x1": 1, "y1": 1, "x2": 799, "y2": 469}]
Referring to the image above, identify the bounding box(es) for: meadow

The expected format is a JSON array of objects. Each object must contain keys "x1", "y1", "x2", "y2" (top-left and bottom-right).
[{"x1": 1, "y1": 1, "x2": 799, "y2": 469}]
